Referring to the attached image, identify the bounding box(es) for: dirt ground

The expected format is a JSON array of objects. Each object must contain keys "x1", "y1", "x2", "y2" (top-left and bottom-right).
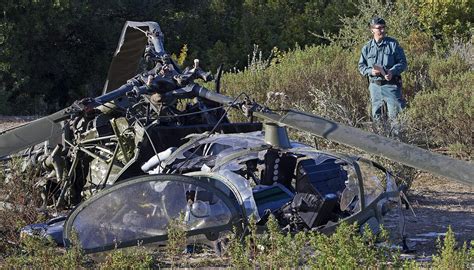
[
  {"x1": 1, "y1": 118, "x2": 472, "y2": 260},
  {"x1": 402, "y1": 172, "x2": 473, "y2": 259}
]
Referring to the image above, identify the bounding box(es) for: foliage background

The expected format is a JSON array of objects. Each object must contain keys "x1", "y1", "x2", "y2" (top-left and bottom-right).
[
  {"x1": 0, "y1": 0, "x2": 359, "y2": 113},
  {"x1": 1, "y1": 0, "x2": 472, "y2": 154}
]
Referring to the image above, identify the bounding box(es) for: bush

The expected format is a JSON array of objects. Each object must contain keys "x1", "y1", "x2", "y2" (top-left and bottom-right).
[
  {"x1": 3, "y1": 235, "x2": 86, "y2": 269},
  {"x1": 331, "y1": 1, "x2": 421, "y2": 49},
  {"x1": 404, "y1": 52, "x2": 433, "y2": 99},
  {"x1": 166, "y1": 213, "x2": 187, "y2": 267},
  {"x1": 268, "y1": 46, "x2": 368, "y2": 125},
  {"x1": 227, "y1": 215, "x2": 401, "y2": 269},
  {"x1": 416, "y1": 0, "x2": 473, "y2": 47},
  {"x1": 0, "y1": 159, "x2": 46, "y2": 255},
  {"x1": 405, "y1": 71, "x2": 473, "y2": 157},
  {"x1": 99, "y1": 247, "x2": 154, "y2": 270},
  {"x1": 432, "y1": 226, "x2": 473, "y2": 270},
  {"x1": 227, "y1": 215, "x2": 306, "y2": 269},
  {"x1": 221, "y1": 44, "x2": 369, "y2": 128},
  {"x1": 308, "y1": 222, "x2": 399, "y2": 269},
  {"x1": 428, "y1": 54, "x2": 471, "y2": 83}
]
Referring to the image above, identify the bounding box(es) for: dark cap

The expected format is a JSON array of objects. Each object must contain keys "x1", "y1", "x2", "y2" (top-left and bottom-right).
[{"x1": 369, "y1": 17, "x2": 386, "y2": 27}]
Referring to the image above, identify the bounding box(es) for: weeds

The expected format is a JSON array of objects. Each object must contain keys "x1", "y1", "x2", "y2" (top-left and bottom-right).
[
  {"x1": 0, "y1": 158, "x2": 48, "y2": 255},
  {"x1": 99, "y1": 246, "x2": 154, "y2": 270},
  {"x1": 227, "y1": 215, "x2": 296, "y2": 269},
  {"x1": 1, "y1": 212, "x2": 472, "y2": 268},
  {"x1": 228, "y1": 216, "x2": 402, "y2": 269},
  {"x1": 308, "y1": 222, "x2": 393, "y2": 269},
  {"x1": 165, "y1": 212, "x2": 187, "y2": 267},
  {"x1": 227, "y1": 226, "x2": 252, "y2": 269},
  {"x1": 261, "y1": 215, "x2": 306, "y2": 268},
  {"x1": 432, "y1": 226, "x2": 473, "y2": 270},
  {"x1": 3, "y1": 234, "x2": 87, "y2": 269}
]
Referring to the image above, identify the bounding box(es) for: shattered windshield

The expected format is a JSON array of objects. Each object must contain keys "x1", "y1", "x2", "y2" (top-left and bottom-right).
[
  {"x1": 340, "y1": 159, "x2": 390, "y2": 214},
  {"x1": 67, "y1": 178, "x2": 234, "y2": 251},
  {"x1": 358, "y1": 160, "x2": 386, "y2": 206}
]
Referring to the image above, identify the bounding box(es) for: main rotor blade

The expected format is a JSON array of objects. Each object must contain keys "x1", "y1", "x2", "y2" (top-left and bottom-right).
[
  {"x1": 255, "y1": 110, "x2": 473, "y2": 185},
  {"x1": 0, "y1": 109, "x2": 69, "y2": 157}
]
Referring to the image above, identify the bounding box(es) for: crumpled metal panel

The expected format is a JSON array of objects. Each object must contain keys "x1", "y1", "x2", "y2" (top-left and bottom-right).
[{"x1": 103, "y1": 21, "x2": 163, "y2": 93}]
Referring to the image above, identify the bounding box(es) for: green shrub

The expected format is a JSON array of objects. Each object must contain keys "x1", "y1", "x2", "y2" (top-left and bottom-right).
[
  {"x1": 227, "y1": 214, "x2": 306, "y2": 269},
  {"x1": 428, "y1": 54, "x2": 471, "y2": 83},
  {"x1": 227, "y1": 229, "x2": 249, "y2": 269},
  {"x1": 331, "y1": 1, "x2": 421, "y2": 49},
  {"x1": 99, "y1": 246, "x2": 154, "y2": 270},
  {"x1": 221, "y1": 44, "x2": 369, "y2": 128},
  {"x1": 226, "y1": 216, "x2": 405, "y2": 269},
  {"x1": 416, "y1": 0, "x2": 473, "y2": 47},
  {"x1": 404, "y1": 52, "x2": 433, "y2": 99},
  {"x1": 0, "y1": 158, "x2": 47, "y2": 254},
  {"x1": 406, "y1": 71, "x2": 473, "y2": 155},
  {"x1": 3, "y1": 235, "x2": 86, "y2": 269},
  {"x1": 256, "y1": 215, "x2": 306, "y2": 268},
  {"x1": 166, "y1": 213, "x2": 187, "y2": 267},
  {"x1": 308, "y1": 222, "x2": 397, "y2": 269},
  {"x1": 269, "y1": 46, "x2": 368, "y2": 125},
  {"x1": 227, "y1": 220, "x2": 254, "y2": 268},
  {"x1": 432, "y1": 226, "x2": 473, "y2": 270}
]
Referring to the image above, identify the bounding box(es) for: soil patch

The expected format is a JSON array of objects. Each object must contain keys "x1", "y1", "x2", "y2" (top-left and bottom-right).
[{"x1": 403, "y1": 173, "x2": 473, "y2": 258}]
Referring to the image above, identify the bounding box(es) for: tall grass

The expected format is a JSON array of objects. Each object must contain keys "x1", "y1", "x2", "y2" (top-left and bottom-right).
[
  {"x1": 166, "y1": 212, "x2": 187, "y2": 267},
  {"x1": 226, "y1": 216, "x2": 472, "y2": 269},
  {"x1": 0, "y1": 159, "x2": 47, "y2": 256}
]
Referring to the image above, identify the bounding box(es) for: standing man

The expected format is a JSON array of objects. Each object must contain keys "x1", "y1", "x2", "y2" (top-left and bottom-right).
[{"x1": 358, "y1": 17, "x2": 407, "y2": 127}]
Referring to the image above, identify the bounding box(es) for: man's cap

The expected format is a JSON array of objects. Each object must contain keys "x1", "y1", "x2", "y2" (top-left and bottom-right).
[{"x1": 369, "y1": 17, "x2": 386, "y2": 27}]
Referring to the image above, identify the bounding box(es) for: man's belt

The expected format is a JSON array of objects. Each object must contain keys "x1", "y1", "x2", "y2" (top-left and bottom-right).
[{"x1": 370, "y1": 76, "x2": 400, "y2": 86}]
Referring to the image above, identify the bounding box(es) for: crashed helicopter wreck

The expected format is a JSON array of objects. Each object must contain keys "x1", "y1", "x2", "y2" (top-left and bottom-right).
[{"x1": 1, "y1": 21, "x2": 472, "y2": 254}]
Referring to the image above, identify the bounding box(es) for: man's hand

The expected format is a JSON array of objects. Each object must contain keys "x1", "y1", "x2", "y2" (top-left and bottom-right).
[
  {"x1": 372, "y1": 64, "x2": 386, "y2": 76},
  {"x1": 371, "y1": 68, "x2": 381, "y2": 76},
  {"x1": 384, "y1": 70, "x2": 393, "y2": 81}
]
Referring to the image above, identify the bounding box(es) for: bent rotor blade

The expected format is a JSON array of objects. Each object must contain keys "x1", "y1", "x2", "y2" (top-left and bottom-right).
[
  {"x1": 0, "y1": 109, "x2": 69, "y2": 157},
  {"x1": 255, "y1": 110, "x2": 473, "y2": 185}
]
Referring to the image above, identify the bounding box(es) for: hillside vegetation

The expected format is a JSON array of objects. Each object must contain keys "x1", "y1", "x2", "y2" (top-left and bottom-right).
[
  {"x1": 220, "y1": 1, "x2": 472, "y2": 161},
  {"x1": 1, "y1": 0, "x2": 472, "y2": 157},
  {"x1": 1, "y1": 0, "x2": 472, "y2": 115}
]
